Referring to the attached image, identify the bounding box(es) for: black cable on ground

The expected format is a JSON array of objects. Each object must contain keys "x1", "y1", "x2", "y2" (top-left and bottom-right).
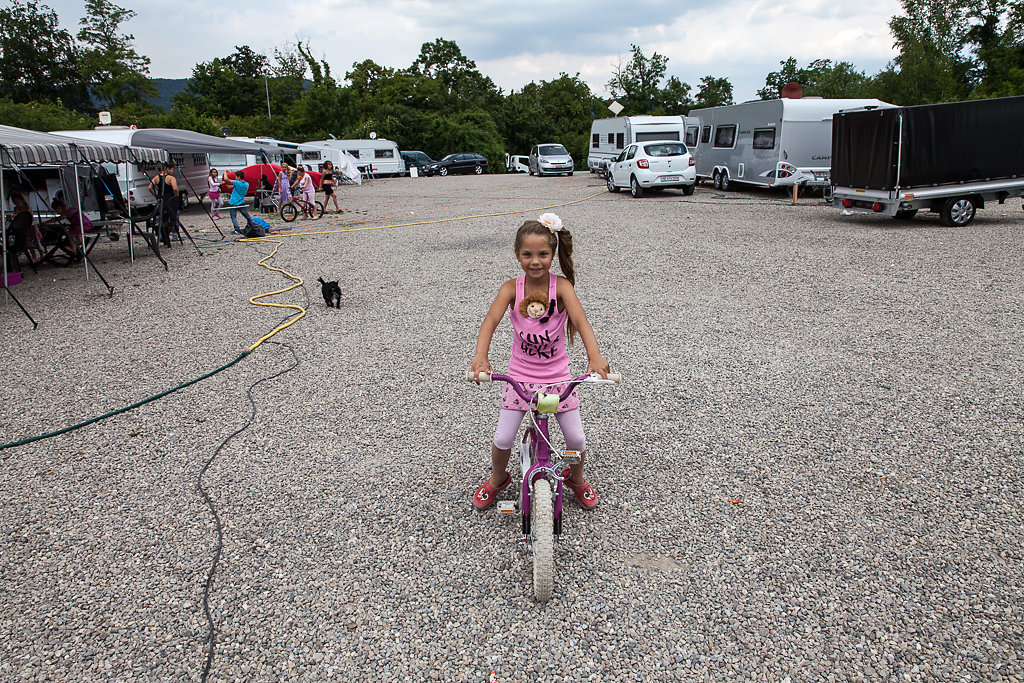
[
  {"x1": 0, "y1": 353, "x2": 249, "y2": 452},
  {"x1": 198, "y1": 340, "x2": 300, "y2": 683}
]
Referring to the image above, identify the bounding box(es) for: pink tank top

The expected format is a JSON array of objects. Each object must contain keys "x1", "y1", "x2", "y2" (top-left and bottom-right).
[{"x1": 506, "y1": 273, "x2": 570, "y2": 383}]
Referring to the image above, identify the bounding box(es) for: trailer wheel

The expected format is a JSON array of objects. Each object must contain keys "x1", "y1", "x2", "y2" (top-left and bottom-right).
[
  {"x1": 719, "y1": 172, "x2": 731, "y2": 192},
  {"x1": 894, "y1": 209, "x2": 918, "y2": 221},
  {"x1": 939, "y1": 196, "x2": 976, "y2": 227},
  {"x1": 712, "y1": 171, "x2": 721, "y2": 190}
]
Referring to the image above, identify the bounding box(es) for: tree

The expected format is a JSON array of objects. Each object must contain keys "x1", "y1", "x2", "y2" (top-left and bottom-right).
[
  {"x1": 409, "y1": 38, "x2": 500, "y2": 110},
  {"x1": 0, "y1": 0, "x2": 89, "y2": 108},
  {"x1": 77, "y1": 0, "x2": 156, "y2": 109},
  {"x1": 655, "y1": 76, "x2": 694, "y2": 114},
  {"x1": 757, "y1": 57, "x2": 869, "y2": 99},
  {"x1": 607, "y1": 44, "x2": 669, "y2": 114},
  {"x1": 693, "y1": 76, "x2": 734, "y2": 108}
]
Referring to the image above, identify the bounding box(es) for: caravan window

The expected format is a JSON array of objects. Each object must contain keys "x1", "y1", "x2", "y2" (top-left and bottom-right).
[
  {"x1": 700, "y1": 126, "x2": 711, "y2": 144},
  {"x1": 616, "y1": 133, "x2": 624, "y2": 149},
  {"x1": 347, "y1": 150, "x2": 360, "y2": 158},
  {"x1": 713, "y1": 125, "x2": 737, "y2": 148},
  {"x1": 685, "y1": 127, "x2": 699, "y2": 147},
  {"x1": 635, "y1": 131, "x2": 679, "y2": 142},
  {"x1": 375, "y1": 149, "x2": 394, "y2": 158},
  {"x1": 303, "y1": 150, "x2": 322, "y2": 161},
  {"x1": 752, "y1": 128, "x2": 776, "y2": 150},
  {"x1": 607, "y1": 133, "x2": 614, "y2": 145},
  {"x1": 209, "y1": 153, "x2": 247, "y2": 167},
  {"x1": 592, "y1": 133, "x2": 599, "y2": 148}
]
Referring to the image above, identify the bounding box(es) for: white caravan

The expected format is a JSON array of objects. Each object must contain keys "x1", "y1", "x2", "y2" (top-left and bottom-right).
[
  {"x1": 303, "y1": 138, "x2": 405, "y2": 176},
  {"x1": 685, "y1": 98, "x2": 892, "y2": 191},
  {"x1": 587, "y1": 115, "x2": 686, "y2": 174},
  {"x1": 207, "y1": 136, "x2": 299, "y2": 177},
  {"x1": 52, "y1": 127, "x2": 211, "y2": 208}
]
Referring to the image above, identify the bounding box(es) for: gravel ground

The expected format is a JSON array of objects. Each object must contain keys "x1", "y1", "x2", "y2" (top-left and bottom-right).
[{"x1": 1, "y1": 173, "x2": 1022, "y2": 682}]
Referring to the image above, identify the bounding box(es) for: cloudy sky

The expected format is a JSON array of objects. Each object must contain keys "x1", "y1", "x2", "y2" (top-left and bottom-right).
[{"x1": 50, "y1": 0, "x2": 903, "y2": 102}]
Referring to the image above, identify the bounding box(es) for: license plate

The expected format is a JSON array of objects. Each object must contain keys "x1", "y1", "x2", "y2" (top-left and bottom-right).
[{"x1": 661, "y1": 175, "x2": 680, "y2": 182}]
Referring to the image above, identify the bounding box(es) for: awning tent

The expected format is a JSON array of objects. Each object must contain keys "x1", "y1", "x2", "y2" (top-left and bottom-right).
[
  {"x1": 53, "y1": 128, "x2": 289, "y2": 156},
  {"x1": 2, "y1": 126, "x2": 170, "y2": 312},
  {"x1": 0, "y1": 125, "x2": 167, "y2": 166}
]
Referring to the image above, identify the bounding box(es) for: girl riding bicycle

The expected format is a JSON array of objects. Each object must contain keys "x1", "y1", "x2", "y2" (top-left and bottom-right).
[
  {"x1": 292, "y1": 167, "x2": 316, "y2": 219},
  {"x1": 470, "y1": 213, "x2": 610, "y2": 511}
]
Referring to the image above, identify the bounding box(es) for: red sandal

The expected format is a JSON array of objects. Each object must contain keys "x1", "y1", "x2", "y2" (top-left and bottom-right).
[
  {"x1": 562, "y1": 469, "x2": 598, "y2": 510},
  {"x1": 473, "y1": 471, "x2": 511, "y2": 510}
]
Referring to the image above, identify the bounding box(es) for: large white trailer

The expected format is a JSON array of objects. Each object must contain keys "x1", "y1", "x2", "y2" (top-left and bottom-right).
[
  {"x1": 686, "y1": 98, "x2": 892, "y2": 191},
  {"x1": 303, "y1": 138, "x2": 405, "y2": 176},
  {"x1": 587, "y1": 116, "x2": 686, "y2": 174}
]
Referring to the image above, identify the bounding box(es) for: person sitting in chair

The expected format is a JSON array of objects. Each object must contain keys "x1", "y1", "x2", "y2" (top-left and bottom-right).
[
  {"x1": 6, "y1": 193, "x2": 43, "y2": 266},
  {"x1": 41, "y1": 198, "x2": 93, "y2": 260}
]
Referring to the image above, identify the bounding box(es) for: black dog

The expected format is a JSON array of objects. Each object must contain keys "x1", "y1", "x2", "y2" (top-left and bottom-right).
[{"x1": 317, "y1": 277, "x2": 341, "y2": 308}]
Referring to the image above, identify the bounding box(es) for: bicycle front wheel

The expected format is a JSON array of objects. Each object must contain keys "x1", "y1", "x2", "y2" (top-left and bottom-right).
[
  {"x1": 280, "y1": 203, "x2": 298, "y2": 222},
  {"x1": 314, "y1": 201, "x2": 325, "y2": 219},
  {"x1": 531, "y1": 478, "x2": 554, "y2": 602}
]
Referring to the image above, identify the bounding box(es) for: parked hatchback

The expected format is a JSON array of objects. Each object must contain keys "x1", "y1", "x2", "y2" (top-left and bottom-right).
[
  {"x1": 529, "y1": 143, "x2": 574, "y2": 176},
  {"x1": 605, "y1": 141, "x2": 696, "y2": 197},
  {"x1": 423, "y1": 152, "x2": 489, "y2": 176}
]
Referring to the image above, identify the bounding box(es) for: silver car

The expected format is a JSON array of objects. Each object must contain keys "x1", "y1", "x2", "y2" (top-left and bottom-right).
[{"x1": 529, "y1": 143, "x2": 574, "y2": 176}]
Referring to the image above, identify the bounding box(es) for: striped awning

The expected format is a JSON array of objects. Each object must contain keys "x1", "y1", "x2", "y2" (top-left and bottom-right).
[{"x1": 0, "y1": 125, "x2": 167, "y2": 167}]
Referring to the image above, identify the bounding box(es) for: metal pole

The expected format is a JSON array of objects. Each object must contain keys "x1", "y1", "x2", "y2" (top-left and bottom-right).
[
  {"x1": 265, "y1": 76, "x2": 272, "y2": 120},
  {"x1": 72, "y1": 148, "x2": 89, "y2": 280},
  {"x1": 1, "y1": 147, "x2": 8, "y2": 305},
  {"x1": 126, "y1": 158, "x2": 134, "y2": 263}
]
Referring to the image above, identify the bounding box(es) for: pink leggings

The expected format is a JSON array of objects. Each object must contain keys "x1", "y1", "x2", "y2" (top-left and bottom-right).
[{"x1": 493, "y1": 408, "x2": 586, "y2": 452}]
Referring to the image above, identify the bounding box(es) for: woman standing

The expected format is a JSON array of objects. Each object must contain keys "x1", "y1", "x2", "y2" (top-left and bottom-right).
[{"x1": 321, "y1": 160, "x2": 340, "y2": 213}]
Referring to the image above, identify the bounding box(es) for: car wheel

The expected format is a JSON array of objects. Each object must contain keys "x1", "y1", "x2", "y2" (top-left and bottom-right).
[
  {"x1": 474, "y1": 165, "x2": 483, "y2": 175},
  {"x1": 940, "y1": 196, "x2": 976, "y2": 226},
  {"x1": 606, "y1": 174, "x2": 619, "y2": 193},
  {"x1": 682, "y1": 183, "x2": 695, "y2": 196},
  {"x1": 439, "y1": 167, "x2": 448, "y2": 177},
  {"x1": 630, "y1": 176, "x2": 644, "y2": 198},
  {"x1": 568, "y1": 171, "x2": 573, "y2": 176}
]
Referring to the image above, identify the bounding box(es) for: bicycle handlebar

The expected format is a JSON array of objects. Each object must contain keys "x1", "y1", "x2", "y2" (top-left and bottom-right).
[
  {"x1": 465, "y1": 371, "x2": 621, "y2": 384},
  {"x1": 465, "y1": 371, "x2": 621, "y2": 406}
]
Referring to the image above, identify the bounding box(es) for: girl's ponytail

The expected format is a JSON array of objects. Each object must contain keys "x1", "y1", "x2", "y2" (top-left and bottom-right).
[{"x1": 556, "y1": 229, "x2": 577, "y2": 345}]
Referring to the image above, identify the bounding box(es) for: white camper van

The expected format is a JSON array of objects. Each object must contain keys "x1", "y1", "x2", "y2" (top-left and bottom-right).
[
  {"x1": 587, "y1": 116, "x2": 686, "y2": 174},
  {"x1": 303, "y1": 138, "x2": 405, "y2": 176},
  {"x1": 52, "y1": 127, "x2": 211, "y2": 208},
  {"x1": 207, "y1": 136, "x2": 296, "y2": 177},
  {"x1": 686, "y1": 98, "x2": 892, "y2": 191}
]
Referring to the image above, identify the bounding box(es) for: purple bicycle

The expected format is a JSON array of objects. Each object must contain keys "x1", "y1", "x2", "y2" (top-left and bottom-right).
[{"x1": 466, "y1": 371, "x2": 622, "y2": 601}]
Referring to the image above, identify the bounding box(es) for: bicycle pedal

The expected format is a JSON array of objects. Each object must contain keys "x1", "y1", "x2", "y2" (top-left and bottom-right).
[
  {"x1": 562, "y1": 450, "x2": 581, "y2": 465},
  {"x1": 497, "y1": 501, "x2": 517, "y2": 514}
]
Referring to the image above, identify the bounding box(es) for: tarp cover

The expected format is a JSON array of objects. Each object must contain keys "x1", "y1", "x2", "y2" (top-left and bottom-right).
[
  {"x1": 129, "y1": 129, "x2": 286, "y2": 156},
  {"x1": 832, "y1": 96, "x2": 1024, "y2": 189},
  {"x1": 0, "y1": 124, "x2": 167, "y2": 167}
]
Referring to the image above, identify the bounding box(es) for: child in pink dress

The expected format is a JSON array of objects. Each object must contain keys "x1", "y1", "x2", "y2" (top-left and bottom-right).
[{"x1": 470, "y1": 213, "x2": 611, "y2": 511}]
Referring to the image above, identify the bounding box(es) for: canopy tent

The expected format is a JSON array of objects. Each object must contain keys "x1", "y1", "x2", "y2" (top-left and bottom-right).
[
  {"x1": 2, "y1": 126, "x2": 170, "y2": 316},
  {"x1": 54, "y1": 128, "x2": 289, "y2": 156}
]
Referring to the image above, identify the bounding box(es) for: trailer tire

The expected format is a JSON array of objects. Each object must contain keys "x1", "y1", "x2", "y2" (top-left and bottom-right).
[
  {"x1": 894, "y1": 209, "x2": 918, "y2": 221},
  {"x1": 712, "y1": 171, "x2": 721, "y2": 190},
  {"x1": 719, "y1": 172, "x2": 731, "y2": 192},
  {"x1": 939, "y1": 196, "x2": 976, "y2": 227}
]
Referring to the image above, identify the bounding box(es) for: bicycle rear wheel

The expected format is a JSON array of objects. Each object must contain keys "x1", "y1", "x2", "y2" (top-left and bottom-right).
[
  {"x1": 280, "y1": 203, "x2": 298, "y2": 222},
  {"x1": 314, "y1": 201, "x2": 325, "y2": 219},
  {"x1": 531, "y1": 478, "x2": 554, "y2": 601}
]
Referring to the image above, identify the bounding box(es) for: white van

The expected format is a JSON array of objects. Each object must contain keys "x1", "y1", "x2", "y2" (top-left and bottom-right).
[
  {"x1": 587, "y1": 116, "x2": 686, "y2": 175},
  {"x1": 52, "y1": 127, "x2": 210, "y2": 208},
  {"x1": 303, "y1": 138, "x2": 405, "y2": 176},
  {"x1": 208, "y1": 136, "x2": 295, "y2": 177}
]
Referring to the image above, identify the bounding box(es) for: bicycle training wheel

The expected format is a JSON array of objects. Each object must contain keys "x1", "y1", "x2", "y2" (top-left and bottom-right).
[
  {"x1": 531, "y1": 478, "x2": 554, "y2": 601},
  {"x1": 280, "y1": 203, "x2": 298, "y2": 222},
  {"x1": 314, "y1": 201, "x2": 325, "y2": 219}
]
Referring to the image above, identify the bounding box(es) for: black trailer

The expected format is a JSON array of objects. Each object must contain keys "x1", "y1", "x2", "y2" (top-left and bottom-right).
[{"x1": 830, "y1": 96, "x2": 1024, "y2": 226}]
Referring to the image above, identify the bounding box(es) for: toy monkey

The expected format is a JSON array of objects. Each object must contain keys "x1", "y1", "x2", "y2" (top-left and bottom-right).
[{"x1": 518, "y1": 290, "x2": 555, "y2": 322}]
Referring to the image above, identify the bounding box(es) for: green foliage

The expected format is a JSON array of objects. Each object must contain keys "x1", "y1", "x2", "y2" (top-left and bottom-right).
[
  {"x1": 77, "y1": 0, "x2": 157, "y2": 109},
  {"x1": 0, "y1": 97, "x2": 93, "y2": 130},
  {"x1": 0, "y1": 0, "x2": 89, "y2": 109},
  {"x1": 607, "y1": 44, "x2": 670, "y2": 114},
  {"x1": 422, "y1": 110, "x2": 506, "y2": 172},
  {"x1": 757, "y1": 57, "x2": 870, "y2": 99},
  {"x1": 693, "y1": 76, "x2": 734, "y2": 108},
  {"x1": 409, "y1": 38, "x2": 501, "y2": 111},
  {"x1": 175, "y1": 45, "x2": 301, "y2": 120}
]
